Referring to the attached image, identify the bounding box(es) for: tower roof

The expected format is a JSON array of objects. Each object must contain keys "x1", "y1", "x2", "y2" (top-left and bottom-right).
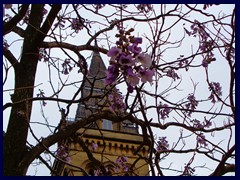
[
  {"x1": 85, "y1": 41, "x2": 107, "y2": 89},
  {"x1": 88, "y1": 41, "x2": 107, "y2": 79},
  {"x1": 74, "y1": 41, "x2": 138, "y2": 134},
  {"x1": 75, "y1": 41, "x2": 108, "y2": 120}
]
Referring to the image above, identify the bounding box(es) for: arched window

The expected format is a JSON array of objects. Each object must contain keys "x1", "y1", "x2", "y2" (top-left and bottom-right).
[{"x1": 102, "y1": 119, "x2": 112, "y2": 130}]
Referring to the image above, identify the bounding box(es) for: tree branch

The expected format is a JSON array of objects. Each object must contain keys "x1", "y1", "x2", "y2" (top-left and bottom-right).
[
  {"x1": 11, "y1": 25, "x2": 25, "y2": 37},
  {"x1": 18, "y1": 111, "x2": 125, "y2": 172},
  {"x1": 37, "y1": 4, "x2": 62, "y2": 43},
  {"x1": 3, "y1": 4, "x2": 29, "y2": 35},
  {"x1": 40, "y1": 41, "x2": 108, "y2": 54},
  {"x1": 210, "y1": 145, "x2": 235, "y2": 176},
  {"x1": 3, "y1": 46, "x2": 19, "y2": 68}
]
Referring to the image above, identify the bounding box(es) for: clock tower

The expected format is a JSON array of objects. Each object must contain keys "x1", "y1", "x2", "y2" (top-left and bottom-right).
[{"x1": 52, "y1": 42, "x2": 149, "y2": 176}]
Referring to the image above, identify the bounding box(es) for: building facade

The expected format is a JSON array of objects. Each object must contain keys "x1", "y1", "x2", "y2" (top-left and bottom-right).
[{"x1": 52, "y1": 44, "x2": 149, "y2": 176}]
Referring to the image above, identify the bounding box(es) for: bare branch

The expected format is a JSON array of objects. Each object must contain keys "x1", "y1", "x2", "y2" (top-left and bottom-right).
[
  {"x1": 3, "y1": 4, "x2": 30, "y2": 35},
  {"x1": 3, "y1": 46, "x2": 19, "y2": 68}
]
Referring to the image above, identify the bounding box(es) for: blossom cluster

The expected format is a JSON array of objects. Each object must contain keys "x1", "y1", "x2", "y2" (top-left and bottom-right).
[
  {"x1": 90, "y1": 167, "x2": 109, "y2": 176},
  {"x1": 90, "y1": 166, "x2": 110, "y2": 176},
  {"x1": 185, "y1": 94, "x2": 198, "y2": 116},
  {"x1": 105, "y1": 28, "x2": 154, "y2": 93},
  {"x1": 156, "y1": 136, "x2": 169, "y2": 152},
  {"x1": 38, "y1": 48, "x2": 49, "y2": 62},
  {"x1": 91, "y1": 142, "x2": 98, "y2": 151},
  {"x1": 93, "y1": 4, "x2": 105, "y2": 13},
  {"x1": 92, "y1": 168, "x2": 107, "y2": 176},
  {"x1": 55, "y1": 16, "x2": 89, "y2": 33},
  {"x1": 186, "y1": 20, "x2": 216, "y2": 67},
  {"x1": 114, "y1": 156, "x2": 128, "y2": 172},
  {"x1": 196, "y1": 132, "x2": 208, "y2": 147},
  {"x1": 166, "y1": 69, "x2": 180, "y2": 81},
  {"x1": 93, "y1": 169, "x2": 101, "y2": 176},
  {"x1": 136, "y1": 4, "x2": 153, "y2": 13},
  {"x1": 108, "y1": 90, "x2": 126, "y2": 114},
  {"x1": 71, "y1": 18, "x2": 84, "y2": 33},
  {"x1": 208, "y1": 82, "x2": 222, "y2": 103},
  {"x1": 56, "y1": 144, "x2": 71, "y2": 163},
  {"x1": 90, "y1": 156, "x2": 129, "y2": 176},
  {"x1": 191, "y1": 118, "x2": 212, "y2": 129},
  {"x1": 157, "y1": 103, "x2": 171, "y2": 120},
  {"x1": 3, "y1": 4, "x2": 30, "y2": 25},
  {"x1": 61, "y1": 59, "x2": 73, "y2": 75}
]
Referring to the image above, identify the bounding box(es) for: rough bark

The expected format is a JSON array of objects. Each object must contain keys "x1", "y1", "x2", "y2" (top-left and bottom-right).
[{"x1": 3, "y1": 4, "x2": 61, "y2": 176}]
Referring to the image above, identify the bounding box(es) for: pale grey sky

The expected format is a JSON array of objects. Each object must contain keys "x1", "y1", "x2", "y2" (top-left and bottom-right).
[{"x1": 3, "y1": 4, "x2": 235, "y2": 176}]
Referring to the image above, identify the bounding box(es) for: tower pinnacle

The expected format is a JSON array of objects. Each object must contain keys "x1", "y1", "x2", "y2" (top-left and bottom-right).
[{"x1": 88, "y1": 40, "x2": 107, "y2": 80}]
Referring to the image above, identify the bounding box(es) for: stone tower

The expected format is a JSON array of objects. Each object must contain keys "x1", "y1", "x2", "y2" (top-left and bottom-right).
[{"x1": 52, "y1": 43, "x2": 149, "y2": 176}]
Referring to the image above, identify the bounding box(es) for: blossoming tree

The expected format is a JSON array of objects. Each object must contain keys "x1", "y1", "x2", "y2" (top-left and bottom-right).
[{"x1": 3, "y1": 4, "x2": 235, "y2": 176}]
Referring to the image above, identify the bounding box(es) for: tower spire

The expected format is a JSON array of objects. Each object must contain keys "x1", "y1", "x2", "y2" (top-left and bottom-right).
[
  {"x1": 88, "y1": 40, "x2": 107, "y2": 80},
  {"x1": 52, "y1": 43, "x2": 148, "y2": 176},
  {"x1": 75, "y1": 40, "x2": 107, "y2": 120}
]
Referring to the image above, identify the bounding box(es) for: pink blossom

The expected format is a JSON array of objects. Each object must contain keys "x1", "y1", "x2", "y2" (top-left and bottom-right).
[
  {"x1": 127, "y1": 43, "x2": 142, "y2": 54},
  {"x1": 126, "y1": 68, "x2": 139, "y2": 86},
  {"x1": 108, "y1": 91, "x2": 126, "y2": 113},
  {"x1": 119, "y1": 54, "x2": 135, "y2": 67},
  {"x1": 157, "y1": 103, "x2": 170, "y2": 120},
  {"x1": 56, "y1": 144, "x2": 71, "y2": 163},
  {"x1": 115, "y1": 156, "x2": 129, "y2": 172},
  {"x1": 104, "y1": 64, "x2": 118, "y2": 85},
  {"x1": 94, "y1": 169, "x2": 101, "y2": 176},
  {"x1": 123, "y1": 165, "x2": 128, "y2": 172},
  {"x1": 166, "y1": 69, "x2": 179, "y2": 81},
  {"x1": 136, "y1": 53, "x2": 152, "y2": 68},
  {"x1": 116, "y1": 157, "x2": 122, "y2": 164},
  {"x1": 196, "y1": 133, "x2": 208, "y2": 147},
  {"x1": 107, "y1": 46, "x2": 122, "y2": 57},
  {"x1": 127, "y1": 84, "x2": 134, "y2": 93},
  {"x1": 133, "y1": 37, "x2": 142, "y2": 44},
  {"x1": 208, "y1": 82, "x2": 222, "y2": 103},
  {"x1": 65, "y1": 157, "x2": 71, "y2": 163},
  {"x1": 137, "y1": 4, "x2": 153, "y2": 13},
  {"x1": 185, "y1": 94, "x2": 198, "y2": 116},
  {"x1": 202, "y1": 60, "x2": 208, "y2": 67},
  {"x1": 139, "y1": 68, "x2": 154, "y2": 83},
  {"x1": 122, "y1": 156, "x2": 128, "y2": 162},
  {"x1": 192, "y1": 119, "x2": 204, "y2": 129},
  {"x1": 156, "y1": 136, "x2": 169, "y2": 152},
  {"x1": 91, "y1": 142, "x2": 98, "y2": 151},
  {"x1": 42, "y1": 7, "x2": 48, "y2": 16},
  {"x1": 94, "y1": 4, "x2": 105, "y2": 13},
  {"x1": 71, "y1": 18, "x2": 84, "y2": 33}
]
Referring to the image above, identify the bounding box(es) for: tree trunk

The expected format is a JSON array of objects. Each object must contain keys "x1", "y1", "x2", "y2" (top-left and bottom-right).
[{"x1": 3, "y1": 5, "x2": 44, "y2": 175}]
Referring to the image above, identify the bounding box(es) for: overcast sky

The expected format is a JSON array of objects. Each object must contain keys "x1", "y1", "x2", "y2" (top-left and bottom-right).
[{"x1": 3, "y1": 4, "x2": 235, "y2": 176}]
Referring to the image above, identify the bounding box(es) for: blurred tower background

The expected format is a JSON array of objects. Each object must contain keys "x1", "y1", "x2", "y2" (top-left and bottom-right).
[{"x1": 52, "y1": 43, "x2": 149, "y2": 176}]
